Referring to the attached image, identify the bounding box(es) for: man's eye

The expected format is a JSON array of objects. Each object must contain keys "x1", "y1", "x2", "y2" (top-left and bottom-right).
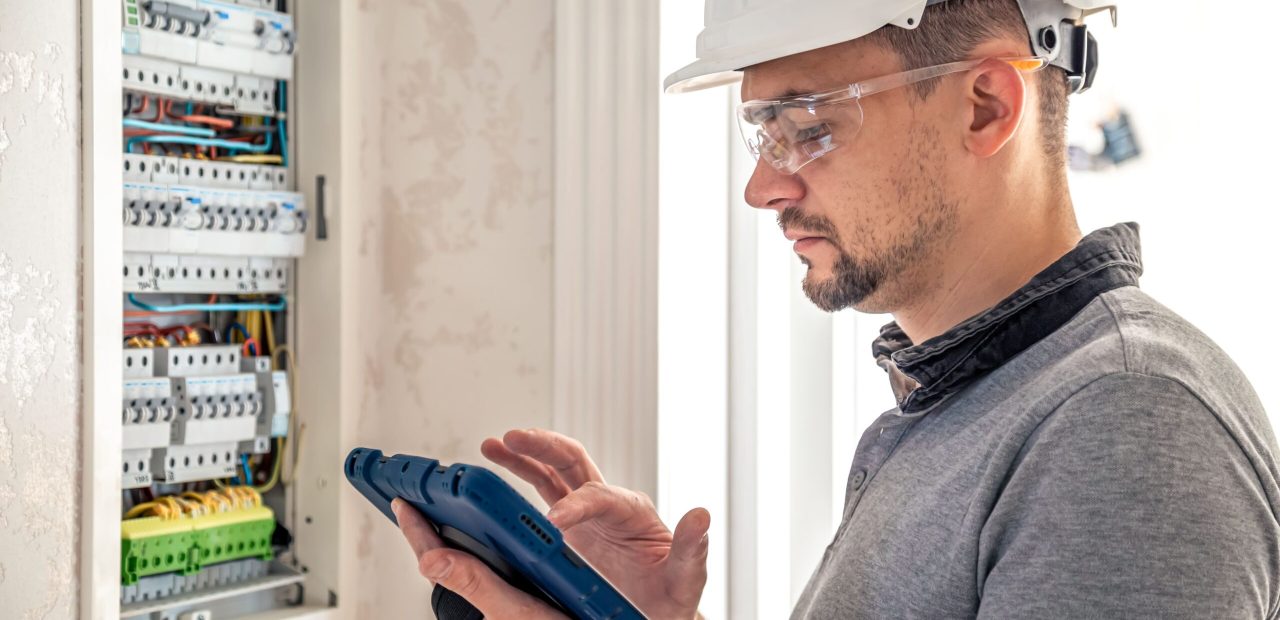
[
  {"x1": 746, "y1": 106, "x2": 776, "y2": 124},
  {"x1": 794, "y1": 124, "x2": 829, "y2": 142}
]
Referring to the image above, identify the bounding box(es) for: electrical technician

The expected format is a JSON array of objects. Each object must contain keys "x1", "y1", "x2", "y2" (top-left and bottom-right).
[{"x1": 394, "y1": 0, "x2": 1280, "y2": 617}]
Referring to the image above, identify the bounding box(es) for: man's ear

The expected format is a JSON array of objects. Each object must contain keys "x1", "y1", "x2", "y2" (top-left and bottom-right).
[{"x1": 962, "y1": 58, "x2": 1028, "y2": 158}]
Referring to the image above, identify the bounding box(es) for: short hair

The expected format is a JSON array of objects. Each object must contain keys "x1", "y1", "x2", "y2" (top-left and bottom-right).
[{"x1": 867, "y1": 0, "x2": 1069, "y2": 166}]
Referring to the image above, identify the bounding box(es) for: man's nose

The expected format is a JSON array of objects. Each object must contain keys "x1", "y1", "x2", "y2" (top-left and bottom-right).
[{"x1": 744, "y1": 155, "x2": 805, "y2": 213}]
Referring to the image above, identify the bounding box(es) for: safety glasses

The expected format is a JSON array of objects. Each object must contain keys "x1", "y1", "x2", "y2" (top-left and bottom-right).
[{"x1": 737, "y1": 57, "x2": 1047, "y2": 174}]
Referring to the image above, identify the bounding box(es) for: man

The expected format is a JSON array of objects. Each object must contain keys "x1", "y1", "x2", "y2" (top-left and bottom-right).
[{"x1": 395, "y1": 0, "x2": 1280, "y2": 617}]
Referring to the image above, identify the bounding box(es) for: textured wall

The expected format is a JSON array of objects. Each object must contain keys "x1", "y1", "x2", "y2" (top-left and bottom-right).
[
  {"x1": 345, "y1": 1, "x2": 556, "y2": 617},
  {"x1": 0, "y1": 0, "x2": 82, "y2": 616}
]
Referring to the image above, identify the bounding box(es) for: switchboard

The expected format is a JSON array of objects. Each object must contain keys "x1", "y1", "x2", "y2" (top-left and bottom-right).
[{"x1": 118, "y1": 0, "x2": 307, "y2": 617}]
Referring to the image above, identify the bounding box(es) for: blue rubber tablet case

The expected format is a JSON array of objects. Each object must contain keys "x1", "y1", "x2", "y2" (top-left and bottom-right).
[{"x1": 344, "y1": 447, "x2": 645, "y2": 620}]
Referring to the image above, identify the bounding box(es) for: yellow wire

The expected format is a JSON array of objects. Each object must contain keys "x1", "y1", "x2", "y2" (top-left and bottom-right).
[
  {"x1": 217, "y1": 154, "x2": 283, "y2": 164},
  {"x1": 272, "y1": 345, "x2": 301, "y2": 486},
  {"x1": 159, "y1": 497, "x2": 183, "y2": 520},
  {"x1": 254, "y1": 437, "x2": 284, "y2": 494},
  {"x1": 182, "y1": 491, "x2": 220, "y2": 514},
  {"x1": 262, "y1": 310, "x2": 276, "y2": 356},
  {"x1": 124, "y1": 501, "x2": 163, "y2": 519}
]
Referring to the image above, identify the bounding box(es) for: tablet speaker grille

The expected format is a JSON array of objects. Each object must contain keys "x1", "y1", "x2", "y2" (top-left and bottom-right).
[{"x1": 518, "y1": 514, "x2": 553, "y2": 546}]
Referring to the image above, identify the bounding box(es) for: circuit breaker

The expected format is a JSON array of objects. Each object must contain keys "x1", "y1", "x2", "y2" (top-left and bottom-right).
[{"x1": 117, "y1": 1, "x2": 308, "y2": 617}]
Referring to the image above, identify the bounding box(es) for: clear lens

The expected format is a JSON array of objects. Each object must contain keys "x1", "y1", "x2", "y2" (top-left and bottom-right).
[
  {"x1": 737, "y1": 98, "x2": 864, "y2": 174},
  {"x1": 735, "y1": 56, "x2": 1045, "y2": 174}
]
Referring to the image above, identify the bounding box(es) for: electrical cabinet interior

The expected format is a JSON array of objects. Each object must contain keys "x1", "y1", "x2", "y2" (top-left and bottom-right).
[{"x1": 116, "y1": 1, "x2": 314, "y2": 617}]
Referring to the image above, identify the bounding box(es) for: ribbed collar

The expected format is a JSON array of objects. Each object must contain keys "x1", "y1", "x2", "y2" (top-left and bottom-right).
[{"x1": 873, "y1": 222, "x2": 1144, "y2": 415}]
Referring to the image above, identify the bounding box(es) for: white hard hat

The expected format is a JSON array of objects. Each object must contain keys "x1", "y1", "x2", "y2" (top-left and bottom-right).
[{"x1": 663, "y1": 0, "x2": 1118, "y2": 95}]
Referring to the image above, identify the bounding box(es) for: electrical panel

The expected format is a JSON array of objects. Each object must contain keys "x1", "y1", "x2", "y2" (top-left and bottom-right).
[{"x1": 118, "y1": 0, "x2": 308, "y2": 617}]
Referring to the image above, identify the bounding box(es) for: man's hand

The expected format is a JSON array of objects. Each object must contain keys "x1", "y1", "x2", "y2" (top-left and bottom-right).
[
  {"x1": 482, "y1": 429, "x2": 710, "y2": 620},
  {"x1": 393, "y1": 498, "x2": 567, "y2": 619}
]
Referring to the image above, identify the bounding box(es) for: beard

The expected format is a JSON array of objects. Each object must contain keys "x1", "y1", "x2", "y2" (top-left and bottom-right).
[
  {"x1": 780, "y1": 195, "x2": 956, "y2": 314},
  {"x1": 779, "y1": 207, "x2": 884, "y2": 312},
  {"x1": 801, "y1": 250, "x2": 885, "y2": 312}
]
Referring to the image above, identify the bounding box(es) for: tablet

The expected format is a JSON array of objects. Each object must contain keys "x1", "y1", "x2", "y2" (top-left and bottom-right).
[{"x1": 344, "y1": 448, "x2": 645, "y2": 620}]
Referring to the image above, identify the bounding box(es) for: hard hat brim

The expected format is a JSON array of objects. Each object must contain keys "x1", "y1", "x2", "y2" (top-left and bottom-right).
[
  {"x1": 662, "y1": 0, "x2": 935, "y2": 94},
  {"x1": 664, "y1": 61, "x2": 743, "y2": 94}
]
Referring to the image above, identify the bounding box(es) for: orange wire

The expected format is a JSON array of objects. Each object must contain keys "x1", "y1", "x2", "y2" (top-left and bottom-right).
[
  {"x1": 167, "y1": 99, "x2": 235, "y2": 129},
  {"x1": 123, "y1": 323, "x2": 163, "y2": 336},
  {"x1": 178, "y1": 114, "x2": 235, "y2": 129},
  {"x1": 142, "y1": 97, "x2": 167, "y2": 122},
  {"x1": 242, "y1": 338, "x2": 260, "y2": 357}
]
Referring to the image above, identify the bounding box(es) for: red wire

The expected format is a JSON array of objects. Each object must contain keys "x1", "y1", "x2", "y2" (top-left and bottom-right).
[
  {"x1": 242, "y1": 338, "x2": 259, "y2": 357},
  {"x1": 143, "y1": 97, "x2": 166, "y2": 122}
]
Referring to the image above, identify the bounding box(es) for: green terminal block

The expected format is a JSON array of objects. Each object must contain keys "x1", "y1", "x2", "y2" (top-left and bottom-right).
[{"x1": 121, "y1": 504, "x2": 275, "y2": 585}]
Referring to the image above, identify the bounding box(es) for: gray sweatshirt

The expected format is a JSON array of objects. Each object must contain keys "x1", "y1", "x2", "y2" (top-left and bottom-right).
[{"x1": 792, "y1": 223, "x2": 1280, "y2": 619}]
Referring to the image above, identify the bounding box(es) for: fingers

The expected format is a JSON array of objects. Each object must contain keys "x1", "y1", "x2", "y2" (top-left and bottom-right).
[
  {"x1": 395, "y1": 498, "x2": 566, "y2": 619},
  {"x1": 545, "y1": 481, "x2": 648, "y2": 531},
  {"x1": 503, "y1": 428, "x2": 605, "y2": 489},
  {"x1": 392, "y1": 498, "x2": 443, "y2": 558},
  {"x1": 417, "y1": 548, "x2": 565, "y2": 620},
  {"x1": 481, "y1": 437, "x2": 574, "y2": 505},
  {"x1": 666, "y1": 508, "x2": 711, "y2": 608}
]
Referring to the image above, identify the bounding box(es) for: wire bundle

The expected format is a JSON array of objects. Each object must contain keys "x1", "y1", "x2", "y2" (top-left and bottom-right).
[
  {"x1": 124, "y1": 486, "x2": 262, "y2": 521},
  {"x1": 122, "y1": 94, "x2": 286, "y2": 163}
]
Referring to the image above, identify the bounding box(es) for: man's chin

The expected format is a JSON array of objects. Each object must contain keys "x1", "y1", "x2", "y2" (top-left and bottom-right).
[{"x1": 800, "y1": 267, "x2": 880, "y2": 314}]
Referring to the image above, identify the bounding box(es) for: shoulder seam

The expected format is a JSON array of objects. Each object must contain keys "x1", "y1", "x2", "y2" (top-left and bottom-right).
[
  {"x1": 1098, "y1": 292, "x2": 1131, "y2": 373},
  {"x1": 1029, "y1": 371, "x2": 1276, "y2": 527}
]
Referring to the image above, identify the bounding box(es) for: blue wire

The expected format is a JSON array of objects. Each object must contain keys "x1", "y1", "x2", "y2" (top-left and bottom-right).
[
  {"x1": 241, "y1": 454, "x2": 253, "y2": 486},
  {"x1": 225, "y1": 322, "x2": 251, "y2": 343},
  {"x1": 123, "y1": 118, "x2": 217, "y2": 137},
  {"x1": 126, "y1": 132, "x2": 273, "y2": 154},
  {"x1": 277, "y1": 81, "x2": 288, "y2": 168},
  {"x1": 126, "y1": 294, "x2": 286, "y2": 313}
]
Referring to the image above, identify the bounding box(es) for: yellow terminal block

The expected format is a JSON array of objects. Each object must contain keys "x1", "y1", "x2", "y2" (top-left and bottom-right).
[{"x1": 121, "y1": 491, "x2": 274, "y2": 585}]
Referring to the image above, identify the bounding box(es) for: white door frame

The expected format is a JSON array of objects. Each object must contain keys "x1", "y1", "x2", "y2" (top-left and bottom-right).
[{"x1": 552, "y1": 0, "x2": 661, "y2": 498}]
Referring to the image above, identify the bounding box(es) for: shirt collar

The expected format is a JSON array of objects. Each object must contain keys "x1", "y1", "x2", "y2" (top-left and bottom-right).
[{"x1": 873, "y1": 222, "x2": 1144, "y2": 415}]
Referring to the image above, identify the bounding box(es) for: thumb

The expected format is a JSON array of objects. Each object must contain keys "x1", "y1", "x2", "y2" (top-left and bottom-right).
[{"x1": 665, "y1": 508, "x2": 711, "y2": 606}]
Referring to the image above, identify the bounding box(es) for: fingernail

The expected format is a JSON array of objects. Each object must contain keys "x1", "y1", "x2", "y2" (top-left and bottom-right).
[
  {"x1": 391, "y1": 498, "x2": 403, "y2": 515},
  {"x1": 545, "y1": 507, "x2": 562, "y2": 524},
  {"x1": 424, "y1": 556, "x2": 452, "y2": 580}
]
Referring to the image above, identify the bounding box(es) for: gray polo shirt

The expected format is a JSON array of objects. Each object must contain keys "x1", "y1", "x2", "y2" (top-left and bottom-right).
[{"x1": 792, "y1": 223, "x2": 1280, "y2": 619}]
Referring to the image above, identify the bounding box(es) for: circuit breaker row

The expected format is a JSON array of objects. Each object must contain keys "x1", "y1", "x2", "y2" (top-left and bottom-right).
[
  {"x1": 122, "y1": 181, "x2": 305, "y2": 258},
  {"x1": 125, "y1": 154, "x2": 289, "y2": 192},
  {"x1": 122, "y1": 346, "x2": 291, "y2": 490},
  {"x1": 122, "y1": 0, "x2": 296, "y2": 80},
  {"x1": 124, "y1": 54, "x2": 278, "y2": 116},
  {"x1": 125, "y1": 252, "x2": 290, "y2": 294}
]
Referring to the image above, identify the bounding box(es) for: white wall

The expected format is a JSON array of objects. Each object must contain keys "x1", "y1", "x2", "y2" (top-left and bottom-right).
[
  {"x1": 0, "y1": 0, "x2": 82, "y2": 615},
  {"x1": 341, "y1": 1, "x2": 556, "y2": 617},
  {"x1": 1068, "y1": 2, "x2": 1280, "y2": 421}
]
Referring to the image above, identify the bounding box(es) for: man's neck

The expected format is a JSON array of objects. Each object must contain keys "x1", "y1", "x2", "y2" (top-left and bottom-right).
[{"x1": 893, "y1": 191, "x2": 1081, "y2": 345}]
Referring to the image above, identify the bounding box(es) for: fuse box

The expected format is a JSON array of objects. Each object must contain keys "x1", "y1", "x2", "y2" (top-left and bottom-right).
[{"x1": 115, "y1": 0, "x2": 310, "y2": 617}]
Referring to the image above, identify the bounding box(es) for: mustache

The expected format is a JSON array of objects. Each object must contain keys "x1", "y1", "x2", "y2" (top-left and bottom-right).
[{"x1": 778, "y1": 208, "x2": 839, "y2": 240}]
